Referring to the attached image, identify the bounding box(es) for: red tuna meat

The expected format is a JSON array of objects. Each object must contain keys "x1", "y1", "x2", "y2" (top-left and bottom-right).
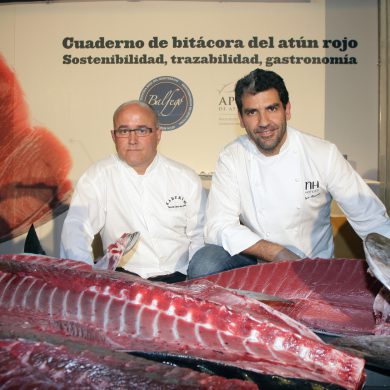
[
  {"x1": 0, "y1": 254, "x2": 366, "y2": 390},
  {"x1": 0, "y1": 55, "x2": 72, "y2": 242},
  {"x1": 0, "y1": 335, "x2": 255, "y2": 389},
  {"x1": 186, "y1": 258, "x2": 382, "y2": 336}
]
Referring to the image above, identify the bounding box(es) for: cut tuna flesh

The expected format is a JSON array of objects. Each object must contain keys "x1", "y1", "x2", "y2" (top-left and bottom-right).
[
  {"x1": 0, "y1": 254, "x2": 366, "y2": 389},
  {"x1": 186, "y1": 258, "x2": 382, "y2": 336},
  {"x1": 0, "y1": 333, "x2": 254, "y2": 389},
  {"x1": 0, "y1": 55, "x2": 72, "y2": 242}
]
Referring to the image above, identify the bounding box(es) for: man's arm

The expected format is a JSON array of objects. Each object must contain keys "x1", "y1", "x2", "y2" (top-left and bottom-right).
[
  {"x1": 205, "y1": 152, "x2": 257, "y2": 254},
  {"x1": 60, "y1": 174, "x2": 104, "y2": 263},
  {"x1": 243, "y1": 239, "x2": 301, "y2": 262},
  {"x1": 327, "y1": 144, "x2": 390, "y2": 240},
  {"x1": 186, "y1": 175, "x2": 207, "y2": 259}
]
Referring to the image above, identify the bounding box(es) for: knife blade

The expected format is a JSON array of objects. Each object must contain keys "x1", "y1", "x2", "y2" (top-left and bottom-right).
[{"x1": 226, "y1": 288, "x2": 294, "y2": 304}]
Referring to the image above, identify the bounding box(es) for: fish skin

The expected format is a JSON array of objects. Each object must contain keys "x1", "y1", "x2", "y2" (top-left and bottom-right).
[
  {"x1": 372, "y1": 287, "x2": 390, "y2": 333},
  {"x1": 0, "y1": 254, "x2": 366, "y2": 390},
  {"x1": 364, "y1": 232, "x2": 390, "y2": 291},
  {"x1": 186, "y1": 258, "x2": 381, "y2": 336},
  {"x1": 0, "y1": 334, "x2": 255, "y2": 389},
  {"x1": 363, "y1": 233, "x2": 390, "y2": 333},
  {"x1": 332, "y1": 334, "x2": 390, "y2": 371}
]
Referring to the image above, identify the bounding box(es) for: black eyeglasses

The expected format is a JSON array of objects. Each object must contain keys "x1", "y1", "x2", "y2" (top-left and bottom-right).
[{"x1": 112, "y1": 126, "x2": 153, "y2": 138}]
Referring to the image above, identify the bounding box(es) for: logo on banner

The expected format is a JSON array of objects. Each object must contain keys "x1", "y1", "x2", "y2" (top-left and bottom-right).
[
  {"x1": 140, "y1": 76, "x2": 193, "y2": 131},
  {"x1": 217, "y1": 81, "x2": 239, "y2": 126}
]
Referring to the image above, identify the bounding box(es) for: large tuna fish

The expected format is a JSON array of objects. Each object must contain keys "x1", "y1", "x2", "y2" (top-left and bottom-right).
[
  {"x1": 329, "y1": 233, "x2": 390, "y2": 372},
  {"x1": 187, "y1": 258, "x2": 381, "y2": 336},
  {"x1": 0, "y1": 254, "x2": 365, "y2": 389}
]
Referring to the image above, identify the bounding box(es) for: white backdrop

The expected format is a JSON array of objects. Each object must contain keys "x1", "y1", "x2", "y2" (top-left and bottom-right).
[{"x1": 0, "y1": 0, "x2": 378, "y2": 255}]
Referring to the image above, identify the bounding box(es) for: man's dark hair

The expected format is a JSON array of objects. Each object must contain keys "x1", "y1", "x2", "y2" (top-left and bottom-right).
[{"x1": 235, "y1": 69, "x2": 289, "y2": 114}]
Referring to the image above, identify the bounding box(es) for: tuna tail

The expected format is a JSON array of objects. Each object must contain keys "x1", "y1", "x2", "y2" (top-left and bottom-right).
[
  {"x1": 94, "y1": 232, "x2": 140, "y2": 271},
  {"x1": 364, "y1": 232, "x2": 390, "y2": 291},
  {"x1": 24, "y1": 224, "x2": 46, "y2": 255}
]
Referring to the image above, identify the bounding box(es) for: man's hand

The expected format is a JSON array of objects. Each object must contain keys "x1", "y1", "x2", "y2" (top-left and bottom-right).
[{"x1": 243, "y1": 239, "x2": 301, "y2": 262}]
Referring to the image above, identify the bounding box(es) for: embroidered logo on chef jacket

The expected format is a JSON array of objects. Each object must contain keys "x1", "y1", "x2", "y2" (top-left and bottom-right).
[
  {"x1": 304, "y1": 180, "x2": 321, "y2": 200},
  {"x1": 166, "y1": 195, "x2": 187, "y2": 208}
]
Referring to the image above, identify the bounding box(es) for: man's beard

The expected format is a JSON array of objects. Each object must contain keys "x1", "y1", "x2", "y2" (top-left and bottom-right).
[{"x1": 250, "y1": 122, "x2": 287, "y2": 155}]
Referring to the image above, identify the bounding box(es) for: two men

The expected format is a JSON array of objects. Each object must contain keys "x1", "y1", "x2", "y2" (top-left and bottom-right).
[
  {"x1": 187, "y1": 68, "x2": 390, "y2": 278},
  {"x1": 62, "y1": 69, "x2": 390, "y2": 282},
  {"x1": 61, "y1": 100, "x2": 206, "y2": 283}
]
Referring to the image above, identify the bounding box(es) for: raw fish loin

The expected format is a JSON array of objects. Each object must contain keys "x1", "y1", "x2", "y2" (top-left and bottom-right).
[
  {"x1": 0, "y1": 254, "x2": 366, "y2": 390},
  {"x1": 0, "y1": 337, "x2": 254, "y2": 389},
  {"x1": 189, "y1": 258, "x2": 381, "y2": 336}
]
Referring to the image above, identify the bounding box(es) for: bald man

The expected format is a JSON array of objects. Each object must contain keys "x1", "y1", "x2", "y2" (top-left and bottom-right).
[{"x1": 61, "y1": 100, "x2": 206, "y2": 283}]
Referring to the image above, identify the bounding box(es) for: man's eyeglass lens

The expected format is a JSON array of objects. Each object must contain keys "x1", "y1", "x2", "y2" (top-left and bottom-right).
[{"x1": 114, "y1": 127, "x2": 153, "y2": 137}]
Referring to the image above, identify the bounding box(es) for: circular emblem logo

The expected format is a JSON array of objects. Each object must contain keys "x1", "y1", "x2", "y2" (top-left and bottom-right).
[{"x1": 139, "y1": 76, "x2": 193, "y2": 131}]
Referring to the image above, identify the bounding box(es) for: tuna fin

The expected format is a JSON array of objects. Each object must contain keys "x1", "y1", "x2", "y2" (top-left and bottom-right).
[
  {"x1": 95, "y1": 232, "x2": 140, "y2": 271},
  {"x1": 24, "y1": 224, "x2": 46, "y2": 255}
]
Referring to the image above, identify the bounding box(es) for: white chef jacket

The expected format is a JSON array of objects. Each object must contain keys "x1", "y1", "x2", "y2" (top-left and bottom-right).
[
  {"x1": 60, "y1": 153, "x2": 206, "y2": 278},
  {"x1": 205, "y1": 127, "x2": 390, "y2": 259}
]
